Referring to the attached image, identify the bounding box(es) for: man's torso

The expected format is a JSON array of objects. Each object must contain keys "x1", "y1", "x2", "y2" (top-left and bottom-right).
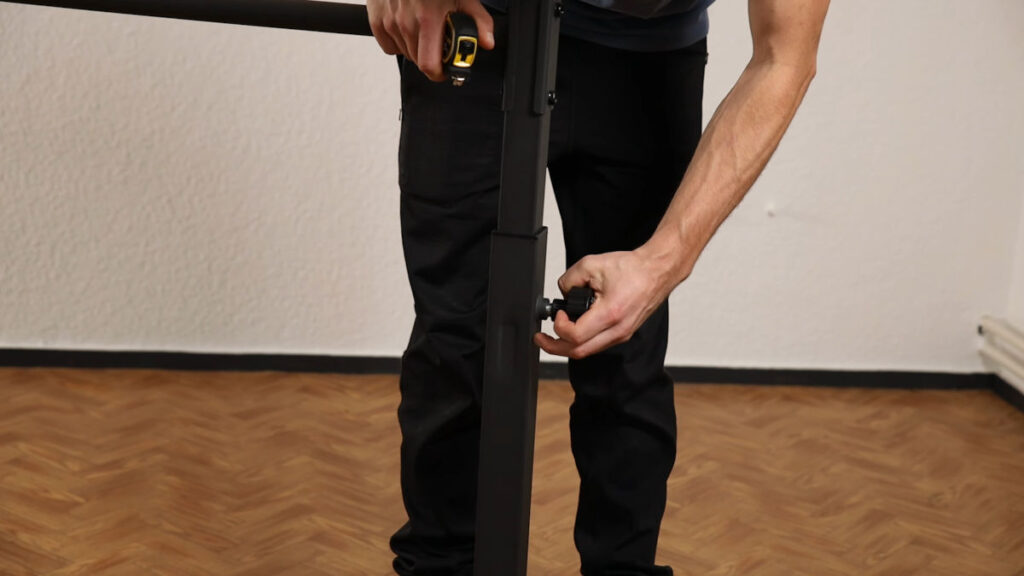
[{"x1": 480, "y1": 0, "x2": 715, "y2": 52}]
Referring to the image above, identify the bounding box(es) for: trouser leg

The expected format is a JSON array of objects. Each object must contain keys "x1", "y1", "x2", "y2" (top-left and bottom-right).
[
  {"x1": 546, "y1": 36, "x2": 708, "y2": 576},
  {"x1": 389, "y1": 17, "x2": 706, "y2": 575},
  {"x1": 388, "y1": 21, "x2": 507, "y2": 575}
]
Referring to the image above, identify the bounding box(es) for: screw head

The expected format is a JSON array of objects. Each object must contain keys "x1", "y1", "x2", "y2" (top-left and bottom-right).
[{"x1": 547, "y1": 91, "x2": 558, "y2": 106}]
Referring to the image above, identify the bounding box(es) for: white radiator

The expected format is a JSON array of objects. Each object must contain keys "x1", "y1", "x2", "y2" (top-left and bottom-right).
[{"x1": 979, "y1": 316, "x2": 1024, "y2": 393}]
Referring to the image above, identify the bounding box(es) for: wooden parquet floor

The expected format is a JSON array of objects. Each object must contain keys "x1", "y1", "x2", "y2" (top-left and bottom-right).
[{"x1": 1, "y1": 367, "x2": 1022, "y2": 576}]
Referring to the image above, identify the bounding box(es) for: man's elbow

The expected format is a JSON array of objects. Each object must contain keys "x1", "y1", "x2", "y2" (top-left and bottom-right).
[
  {"x1": 803, "y1": 59, "x2": 818, "y2": 85},
  {"x1": 782, "y1": 51, "x2": 818, "y2": 89},
  {"x1": 754, "y1": 55, "x2": 818, "y2": 91},
  {"x1": 785, "y1": 46, "x2": 818, "y2": 83}
]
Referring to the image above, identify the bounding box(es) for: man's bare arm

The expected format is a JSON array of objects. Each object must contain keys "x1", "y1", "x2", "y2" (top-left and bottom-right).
[
  {"x1": 640, "y1": 0, "x2": 830, "y2": 283},
  {"x1": 537, "y1": 0, "x2": 831, "y2": 359}
]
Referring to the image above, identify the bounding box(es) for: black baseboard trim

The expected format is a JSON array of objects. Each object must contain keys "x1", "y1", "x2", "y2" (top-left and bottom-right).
[
  {"x1": 0, "y1": 347, "x2": 1001, "y2": 391},
  {"x1": 0, "y1": 348, "x2": 405, "y2": 375},
  {"x1": 541, "y1": 362, "x2": 994, "y2": 389},
  {"x1": 664, "y1": 366, "x2": 994, "y2": 390}
]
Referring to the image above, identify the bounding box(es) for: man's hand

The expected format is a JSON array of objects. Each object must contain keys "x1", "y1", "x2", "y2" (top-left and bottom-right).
[
  {"x1": 534, "y1": 247, "x2": 687, "y2": 360},
  {"x1": 367, "y1": 0, "x2": 495, "y2": 82}
]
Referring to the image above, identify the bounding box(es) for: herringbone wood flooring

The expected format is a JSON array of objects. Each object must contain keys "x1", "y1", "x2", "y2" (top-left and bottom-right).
[{"x1": 1, "y1": 367, "x2": 1022, "y2": 575}]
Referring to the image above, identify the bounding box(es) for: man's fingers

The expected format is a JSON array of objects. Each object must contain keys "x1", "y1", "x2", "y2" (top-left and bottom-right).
[
  {"x1": 382, "y1": 15, "x2": 412, "y2": 61},
  {"x1": 460, "y1": 0, "x2": 495, "y2": 50},
  {"x1": 534, "y1": 327, "x2": 626, "y2": 360},
  {"x1": 397, "y1": 10, "x2": 420, "y2": 63},
  {"x1": 551, "y1": 299, "x2": 617, "y2": 345},
  {"x1": 558, "y1": 256, "x2": 596, "y2": 296},
  {"x1": 535, "y1": 332, "x2": 572, "y2": 357},
  {"x1": 570, "y1": 328, "x2": 628, "y2": 359},
  {"x1": 416, "y1": 12, "x2": 445, "y2": 81},
  {"x1": 551, "y1": 311, "x2": 581, "y2": 344},
  {"x1": 380, "y1": 0, "x2": 414, "y2": 61},
  {"x1": 370, "y1": 19, "x2": 402, "y2": 55},
  {"x1": 366, "y1": 0, "x2": 401, "y2": 55}
]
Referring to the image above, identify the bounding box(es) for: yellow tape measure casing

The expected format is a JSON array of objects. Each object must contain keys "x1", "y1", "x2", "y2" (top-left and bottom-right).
[{"x1": 443, "y1": 12, "x2": 478, "y2": 83}]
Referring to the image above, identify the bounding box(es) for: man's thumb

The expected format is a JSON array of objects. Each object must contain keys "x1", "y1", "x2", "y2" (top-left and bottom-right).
[{"x1": 460, "y1": 0, "x2": 495, "y2": 50}]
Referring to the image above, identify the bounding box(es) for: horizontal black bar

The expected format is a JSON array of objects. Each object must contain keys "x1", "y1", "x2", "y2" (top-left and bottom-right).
[
  {"x1": 0, "y1": 348, "x2": 999, "y2": 391},
  {"x1": 1, "y1": 0, "x2": 373, "y2": 36}
]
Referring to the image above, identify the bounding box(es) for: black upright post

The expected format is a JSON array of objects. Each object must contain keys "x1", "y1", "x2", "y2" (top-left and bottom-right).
[{"x1": 474, "y1": 0, "x2": 560, "y2": 574}]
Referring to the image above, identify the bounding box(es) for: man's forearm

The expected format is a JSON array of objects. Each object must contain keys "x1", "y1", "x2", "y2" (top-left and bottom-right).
[{"x1": 637, "y1": 56, "x2": 818, "y2": 285}]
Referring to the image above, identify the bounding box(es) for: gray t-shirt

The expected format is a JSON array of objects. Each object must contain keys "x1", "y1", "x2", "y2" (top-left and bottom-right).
[{"x1": 482, "y1": 0, "x2": 715, "y2": 52}]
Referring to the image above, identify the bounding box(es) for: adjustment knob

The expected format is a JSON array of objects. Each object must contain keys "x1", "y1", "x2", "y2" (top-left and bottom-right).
[
  {"x1": 537, "y1": 286, "x2": 596, "y2": 322},
  {"x1": 562, "y1": 286, "x2": 595, "y2": 322}
]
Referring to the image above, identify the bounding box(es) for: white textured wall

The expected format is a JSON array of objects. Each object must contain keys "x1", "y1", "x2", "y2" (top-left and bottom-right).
[
  {"x1": 1009, "y1": 197, "x2": 1024, "y2": 329},
  {"x1": 1, "y1": 1, "x2": 1022, "y2": 372}
]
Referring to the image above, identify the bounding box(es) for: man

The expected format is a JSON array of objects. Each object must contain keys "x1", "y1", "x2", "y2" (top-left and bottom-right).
[{"x1": 366, "y1": 0, "x2": 829, "y2": 574}]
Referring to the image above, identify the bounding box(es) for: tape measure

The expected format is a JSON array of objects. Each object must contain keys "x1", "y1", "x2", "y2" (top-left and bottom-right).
[{"x1": 442, "y1": 12, "x2": 478, "y2": 86}]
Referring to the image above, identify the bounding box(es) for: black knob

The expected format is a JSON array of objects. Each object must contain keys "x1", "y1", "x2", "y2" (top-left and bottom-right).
[
  {"x1": 537, "y1": 286, "x2": 595, "y2": 322},
  {"x1": 562, "y1": 286, "x2": 595, "y2": 321}
]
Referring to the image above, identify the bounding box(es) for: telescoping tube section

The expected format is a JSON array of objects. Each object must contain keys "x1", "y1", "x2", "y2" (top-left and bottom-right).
[{"x1": 0, "y1": 0, "x2": 374, "y2": 35}]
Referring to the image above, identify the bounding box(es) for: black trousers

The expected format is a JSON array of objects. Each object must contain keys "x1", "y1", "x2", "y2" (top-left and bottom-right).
[{"x1": 390, "y1": 16, "x2": 707, "y2": 575}]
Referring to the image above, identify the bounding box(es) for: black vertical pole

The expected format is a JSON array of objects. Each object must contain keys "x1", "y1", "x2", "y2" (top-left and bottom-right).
[{"x1": 474, "y1": 0, "x2": 560, "y2": 574}]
